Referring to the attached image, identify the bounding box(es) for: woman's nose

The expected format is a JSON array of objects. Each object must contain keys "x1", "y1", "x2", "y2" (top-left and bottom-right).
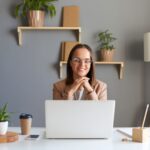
[{"x1": 79, "y1": 60, "x2": 86, "y2": 66}]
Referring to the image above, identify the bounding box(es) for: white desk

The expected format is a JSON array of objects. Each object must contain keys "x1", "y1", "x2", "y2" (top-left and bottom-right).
[{"x1": 0, "y1": 127, "x2": 150, "y2": 150}]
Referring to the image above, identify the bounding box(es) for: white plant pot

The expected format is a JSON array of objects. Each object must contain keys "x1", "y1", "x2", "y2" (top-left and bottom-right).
[{"x1": 0, "y1": 121, "x2": 8, "y2": 135}]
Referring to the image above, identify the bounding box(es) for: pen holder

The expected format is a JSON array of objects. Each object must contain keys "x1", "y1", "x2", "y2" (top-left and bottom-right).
[{"x1": 132, "y1": 127, "x2": 148, "y2": 143}]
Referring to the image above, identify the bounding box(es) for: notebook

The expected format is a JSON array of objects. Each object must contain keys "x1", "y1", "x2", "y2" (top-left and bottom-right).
[
  {"x1": 62, "y1": 6, "x2": 80, "y2": 27},
  {"x1": 61, "y1": 41, "x2": 79, "y2": 61},
  {"x1": 45, "y1": 100, "x2": 115, "y2": 139}
]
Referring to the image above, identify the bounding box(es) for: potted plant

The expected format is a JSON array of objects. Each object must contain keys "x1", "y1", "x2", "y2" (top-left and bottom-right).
[
  {"x1": 0, "y1": 103, "x2": 11, "y2": 135},
  {"x1": 98, "y1": 29, "x2": 116, "y2": 61},
  {"x1": 15, "y1": 0, "x2": 58, "y2": 27}
]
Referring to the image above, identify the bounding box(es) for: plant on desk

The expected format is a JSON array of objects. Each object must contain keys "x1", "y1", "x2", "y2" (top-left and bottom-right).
[{"x1": 0, "y1": 103, "x2": 11, "y2": 135}]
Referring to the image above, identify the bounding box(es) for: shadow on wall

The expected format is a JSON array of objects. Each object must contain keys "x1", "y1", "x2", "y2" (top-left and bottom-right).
[
  {"x1": 146, "y1": 110, "x2": 150, "y2": 127},
  {"x1": 9, "y1": 29, "x2": 18, "y2": 45},
  {"x1": 49, "y1": 43, "x2": 62, "y2": 78},
  {"x1": 95, "y1": 50, "x2": 100, "y2": 61},
  {"x1": 9, "y1": 1, "x2": 28, "y2": 25},
  {"x1": 9, "y1": 2, "x2": 28, "y2": 45},
  {"x1": 134, "y1": 104, "x2": 150, "y2": 127},
  {"x1": 124, "y1": 40, "x2": 144, "y2": 61}
]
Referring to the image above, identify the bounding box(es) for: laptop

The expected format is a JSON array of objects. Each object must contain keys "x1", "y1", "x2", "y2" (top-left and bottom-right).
[{"x1": 45, "y1": 100, "x2": 115, "y2": 139}]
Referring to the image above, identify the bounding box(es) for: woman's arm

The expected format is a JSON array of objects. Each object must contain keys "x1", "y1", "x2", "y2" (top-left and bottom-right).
[
  {"x1": 97, "y1": 83, "x2": 107, "y2": 100},
  {"x1": 84, "y1": 80, "x2": 107, "y2": 100},
  {"x1": 53, "y1": 84, "x2": 63, "y2": 100},
  {"x1": 53, "y1": 84, "x2": 74, "y2": 100}
]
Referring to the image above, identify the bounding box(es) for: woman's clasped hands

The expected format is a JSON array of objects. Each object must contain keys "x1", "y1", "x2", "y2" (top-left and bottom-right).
[{"x1": 67, "y1": 77, "x2": 93, "y2": 97}]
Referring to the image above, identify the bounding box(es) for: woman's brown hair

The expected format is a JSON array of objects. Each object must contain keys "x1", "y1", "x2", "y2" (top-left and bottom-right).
[{"x1": 66, "y1": 43, "x2": 96, "y2": 86}]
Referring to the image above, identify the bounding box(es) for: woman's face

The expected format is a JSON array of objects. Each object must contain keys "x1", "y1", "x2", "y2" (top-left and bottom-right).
[{"x1": 70, "y1": 48, "x2": 91, "y2": 79}]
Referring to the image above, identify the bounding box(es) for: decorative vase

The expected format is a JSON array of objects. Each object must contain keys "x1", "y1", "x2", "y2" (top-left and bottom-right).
[
  {"x1": 0, "y1": 121, "x2": 8, "y2": 135},
  {"x1": 27, "y1": 10, "x2": 45, "y2": 27},
  {"x1": 100, "y1": 49, "x2": 115, "y2": 62}
]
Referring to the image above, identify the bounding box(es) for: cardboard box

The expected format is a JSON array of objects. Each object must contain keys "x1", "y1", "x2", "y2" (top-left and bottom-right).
[{"x1": 62, "y1": 6, "x2": 80, "y2": 27}]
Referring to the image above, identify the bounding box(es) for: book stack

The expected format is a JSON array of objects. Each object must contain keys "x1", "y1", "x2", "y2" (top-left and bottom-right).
[
  {"x1": 61, "y1": 41, "x2": 79, "y2": 61},
  {"x1": 61, "y1": 6, "x2": 80, "y2": 61}
]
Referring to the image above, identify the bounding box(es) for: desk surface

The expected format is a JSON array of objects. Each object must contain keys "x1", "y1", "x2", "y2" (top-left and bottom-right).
[{"x1": 0, "y1": 127, "x2": 150, "y2": 150}]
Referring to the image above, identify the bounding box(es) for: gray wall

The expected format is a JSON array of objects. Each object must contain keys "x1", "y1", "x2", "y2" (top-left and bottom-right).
[
  {"x1": 0, "y1": 0, "x2": 150, "y2": 127},
  {"x1": 144, "y1": 63, "x2": 150, "y2": 126}
]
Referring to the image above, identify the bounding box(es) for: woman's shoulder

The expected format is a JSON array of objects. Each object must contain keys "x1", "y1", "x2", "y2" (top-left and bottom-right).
[
  {"x1": 94, "y1": 79, "x2": 107, "y2": 87},
  {"x1": 53, "y1": 79, "x2": 66, "y2": 89}
]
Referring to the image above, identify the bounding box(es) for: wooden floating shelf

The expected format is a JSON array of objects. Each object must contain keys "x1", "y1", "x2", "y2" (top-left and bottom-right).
[
  {"x1": 17, "y1": 26, "x2": 81, "y2": 46},
  {"x1": 60, "y1": 61, "x2": 124, "y2": 79}
]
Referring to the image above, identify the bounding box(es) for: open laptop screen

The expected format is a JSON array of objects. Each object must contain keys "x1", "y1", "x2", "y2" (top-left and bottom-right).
[{"x1": 45, "y1": 100, "x2": 115, "y2": 139}]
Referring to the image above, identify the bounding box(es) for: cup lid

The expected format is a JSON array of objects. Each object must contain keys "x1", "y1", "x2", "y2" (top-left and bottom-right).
[{"x1": 19, "y1": 113, "x2": 32, "y2": 119}]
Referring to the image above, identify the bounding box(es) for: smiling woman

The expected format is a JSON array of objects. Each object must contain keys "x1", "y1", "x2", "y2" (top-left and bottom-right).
[{"x1": 53, "y1": 43, "x2": 107, "y2": 100}]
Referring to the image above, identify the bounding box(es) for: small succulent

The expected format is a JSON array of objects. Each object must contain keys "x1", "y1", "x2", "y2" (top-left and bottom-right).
[{"x1": 0, "y1": 103, "x2": 10, "y2": 122}]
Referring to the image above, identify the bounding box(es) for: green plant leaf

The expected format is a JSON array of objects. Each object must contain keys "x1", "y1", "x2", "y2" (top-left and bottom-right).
[
  {"x1": 0, "y1": 103, "x2": 11, "y2": 121},
  {"x1": 14, "y1": 0, "x2": 58, "y2": 18},
  {"x1": 98, "y1": 29, "x2": 116, "y2": 50}
]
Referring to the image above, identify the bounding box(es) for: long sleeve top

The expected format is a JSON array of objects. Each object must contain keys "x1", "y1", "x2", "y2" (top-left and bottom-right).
[{"x1": 53, "y1": 79, "x2": 107, "y2": 100}]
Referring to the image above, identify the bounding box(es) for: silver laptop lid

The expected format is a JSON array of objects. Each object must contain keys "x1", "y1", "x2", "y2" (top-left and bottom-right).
[{"x1": 45, "y1": 100, "x2": 115, "y2": 139}]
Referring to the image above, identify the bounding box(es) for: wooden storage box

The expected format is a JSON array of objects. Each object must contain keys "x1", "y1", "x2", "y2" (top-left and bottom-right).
[{"x1": 132, "y1": 128, "x2": 149, "y2": 143}]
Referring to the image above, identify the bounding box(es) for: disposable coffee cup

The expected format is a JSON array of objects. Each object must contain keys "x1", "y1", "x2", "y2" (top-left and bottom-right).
[{"x1": 19, "y1": 113, "x2": 32, "y2": 135}]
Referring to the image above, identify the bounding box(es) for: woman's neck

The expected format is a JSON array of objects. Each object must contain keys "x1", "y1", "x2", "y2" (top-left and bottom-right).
[{"x1": 73, "y1": 74, "x2": 85, "y2": 80}]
